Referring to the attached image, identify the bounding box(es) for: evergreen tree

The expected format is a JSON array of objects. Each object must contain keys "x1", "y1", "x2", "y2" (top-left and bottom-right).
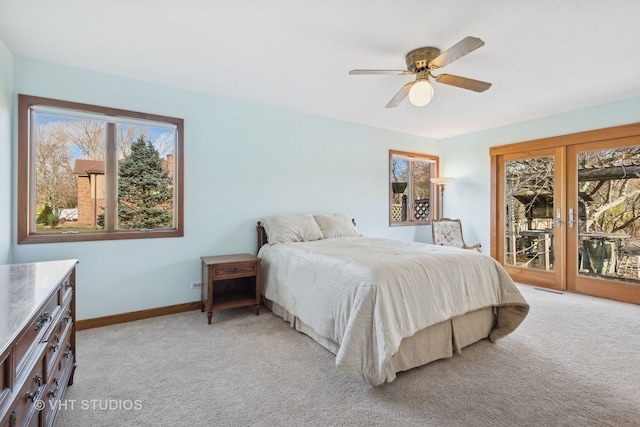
[
  {"x1": 117, "y1": 136, "x2": 173, "y2": 229},
  {"x1": 37, "y1": 204, "x2": 54, "y2": 225}
]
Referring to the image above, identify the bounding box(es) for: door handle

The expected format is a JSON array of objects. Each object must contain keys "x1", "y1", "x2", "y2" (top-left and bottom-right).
[
  {"x1": 556, "y1": 208, "x2": 561, "y2": 228},
  {"x1": 569, "y1": 208, "x2": 575, "y2": 228}
]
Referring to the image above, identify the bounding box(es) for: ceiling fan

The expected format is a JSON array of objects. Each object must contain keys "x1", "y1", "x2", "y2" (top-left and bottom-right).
[{"x1": 349, "y1": 36, "x2": 491, "y2": 108}]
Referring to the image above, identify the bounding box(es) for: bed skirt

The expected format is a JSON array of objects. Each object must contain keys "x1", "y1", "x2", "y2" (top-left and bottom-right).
[{"x1": 263, "y1": 297, "x2": 496, "y2": 380}]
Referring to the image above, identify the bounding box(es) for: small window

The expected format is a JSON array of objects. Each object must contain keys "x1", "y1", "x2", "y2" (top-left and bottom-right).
[
  {"x1": 18, "y1": 95, "x2": 184, "y2": 243},
  {"x1": 389, "y1": 150, "x2": 438, "y2": 225}
]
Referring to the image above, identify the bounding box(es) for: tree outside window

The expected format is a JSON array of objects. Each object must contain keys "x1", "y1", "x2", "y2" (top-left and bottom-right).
[{"x1": 116, "y1": 136, "x2": 174, "y2": 229}]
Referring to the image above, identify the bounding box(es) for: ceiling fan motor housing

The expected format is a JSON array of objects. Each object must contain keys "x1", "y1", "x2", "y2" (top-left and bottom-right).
[{"x1": 405, "y1": 47, "x2": 441, "y2": 72}]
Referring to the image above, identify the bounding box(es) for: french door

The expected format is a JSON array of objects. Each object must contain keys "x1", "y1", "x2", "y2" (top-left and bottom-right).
[
  {"x1": 491, "y1": 124, "x2": 640, "y2": 305},
  {"x1": 496, "y1": 147, "x2": 566, "y2": 290}
]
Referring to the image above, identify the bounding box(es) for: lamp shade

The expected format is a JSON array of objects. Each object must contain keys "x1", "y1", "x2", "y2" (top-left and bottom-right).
[
  {"x1": 430, "y1": 177, "x2": 454, "y2": 186},
  {"x1": 408, "y1": 80, "x2": 434, "y2": 106}
]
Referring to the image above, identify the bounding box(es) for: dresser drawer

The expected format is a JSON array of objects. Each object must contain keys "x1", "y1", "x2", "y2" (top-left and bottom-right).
[
  {"x1": 44, "y1": 298, "x2": 72, "y2": 349},
  {"x1": 44, "y1": 322, "x2": 72, "y2": 383},
  {"x1": 44, "y1": 295, "x2": 72, "y2": 381},
  {"x1": 42, "y1": 342, "x2": 74, "y2": 427},
  {"x1": 4, "y1": 345, "x2": 46, "y2": 427},
  {"x1": 44, "y1": 327, "x2": 69, "y2": 382},
  {"x1": 213, "y1": 262, "x2": 257, "y2": 279},
  {"x1": 14, "y1": 295, "x2": 60, "y2": 378}
]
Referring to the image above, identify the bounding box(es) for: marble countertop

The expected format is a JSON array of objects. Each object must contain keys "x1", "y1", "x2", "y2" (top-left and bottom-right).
[{"x1": 0, "y1": 259, "x2": 78, "y2": 354}]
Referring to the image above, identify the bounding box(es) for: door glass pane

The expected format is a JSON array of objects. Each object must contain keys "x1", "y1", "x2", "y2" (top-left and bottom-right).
[
  {"x1": 504, "y1": 156, "x2": 555, "y2": 271},
  {"x1": 577, "y1": 147, "x2": 640, "y2": 284}
]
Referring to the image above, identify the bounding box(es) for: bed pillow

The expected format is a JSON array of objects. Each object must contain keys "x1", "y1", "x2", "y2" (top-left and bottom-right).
[
  {"x1": 313, "y1": 214, "x2": 361, "y2": 239},
  {"x1": 262, "y1": 214, "x2": 324, "y2": 243}
]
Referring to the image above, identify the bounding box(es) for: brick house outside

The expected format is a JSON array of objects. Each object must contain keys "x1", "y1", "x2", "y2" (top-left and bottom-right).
[{"x1": 73, "y1": 159, "x2": 105, "y2": 227}]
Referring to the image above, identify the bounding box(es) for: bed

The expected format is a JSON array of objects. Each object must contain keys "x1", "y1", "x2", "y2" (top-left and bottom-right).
[{"x1": 256, "y1": 214, "x2": 529, "y2": 386}]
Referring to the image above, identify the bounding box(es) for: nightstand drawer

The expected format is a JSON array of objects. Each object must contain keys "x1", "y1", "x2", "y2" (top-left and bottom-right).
[{"x1": 213, "y1": 262, "x2": 257, "y2": 279}]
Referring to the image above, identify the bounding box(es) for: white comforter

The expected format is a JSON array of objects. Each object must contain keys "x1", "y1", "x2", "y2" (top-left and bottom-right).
[{"x1": 258, "y1": 236, "x2": 528, "y2": 385}]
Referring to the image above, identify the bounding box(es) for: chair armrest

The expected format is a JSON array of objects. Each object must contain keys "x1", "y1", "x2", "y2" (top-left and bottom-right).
[{"x1": 463, "y1": 243, "x2": 482, "y2": 252}]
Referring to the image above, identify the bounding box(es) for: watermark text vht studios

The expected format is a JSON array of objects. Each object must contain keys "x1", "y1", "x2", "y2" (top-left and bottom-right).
[{"x1": 34, "y1": 399, "x2": 143, "y2": 411}]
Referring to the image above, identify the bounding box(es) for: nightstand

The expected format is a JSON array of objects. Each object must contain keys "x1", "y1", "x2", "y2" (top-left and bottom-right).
[{"x1": 201, "y1": 254, "x2": 261, "y2": 324}]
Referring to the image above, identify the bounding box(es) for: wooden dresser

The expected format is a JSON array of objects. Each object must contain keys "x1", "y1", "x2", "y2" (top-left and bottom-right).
[{"x1": 0, "y1": 259, "x2": 78, "y2": 427}]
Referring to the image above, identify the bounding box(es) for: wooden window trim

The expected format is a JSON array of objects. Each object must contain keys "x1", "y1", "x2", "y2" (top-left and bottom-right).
[{"x1": 17, "y1": 94, "x2": 184, "y2": 244}]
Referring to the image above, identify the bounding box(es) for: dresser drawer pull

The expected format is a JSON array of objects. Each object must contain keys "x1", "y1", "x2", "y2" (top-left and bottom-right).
[
  {"x1": 232, "y1": 267, "x2": 239, "y2": 273},
  {"x1": 65, "y1": 280, "x2": 73, "y2": 291},
  {"x1": 26, "y1": 374, "x2": 44, "y2": 402},
  {"x1": 64, "y1": 310, "x2": 73, "y2": 323},
  {"x1": 35, "y1": 312, "x2": 52, "y2": 330},
  {"x1": 49, "y1": 334, "x2": 61, "y2": 353},
  {"x1": 64, "y1": 343, "x2": 73, "y2": 359},
  {"x1": 49, "y1": 378, "x2": 60, "y2": 398}
]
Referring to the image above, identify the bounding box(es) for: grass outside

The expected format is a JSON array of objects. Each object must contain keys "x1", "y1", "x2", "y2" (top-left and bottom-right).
[{"x1": 35, "y1": 220, "x2": 102, "y2": 233}]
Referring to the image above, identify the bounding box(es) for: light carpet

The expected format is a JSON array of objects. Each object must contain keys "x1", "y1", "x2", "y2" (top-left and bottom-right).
[{"x1": 55, "y1": 284, "x2": 640, "y2": 427}]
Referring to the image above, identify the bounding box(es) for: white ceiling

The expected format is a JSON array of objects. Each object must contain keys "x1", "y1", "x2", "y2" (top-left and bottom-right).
[{"x1": 1, "y1": 1, "x2": 640, "y2": 139}]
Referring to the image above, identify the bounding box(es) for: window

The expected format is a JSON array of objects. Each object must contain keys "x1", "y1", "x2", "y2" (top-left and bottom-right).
[
  {"x1": 18, "y1": 94, "x2": 184, "y2": 243},
  {"x1": 389, "y1": 150, "x2": 438, "y2": 225}
]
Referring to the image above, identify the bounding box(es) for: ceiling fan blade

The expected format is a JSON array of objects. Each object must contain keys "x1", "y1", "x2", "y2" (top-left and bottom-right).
[
  {"x1": 430, "y1": 36, "x2": 485, "y2": 69},
  {"x1": 435, "y1": 74, "x2": 492, "y2": 92},
  {"x1": 385, "y1": 81, "x2": 414, "y2": 108},
  {"x1": 349, "y1": 69, "x2": 413, "y2": 75}
]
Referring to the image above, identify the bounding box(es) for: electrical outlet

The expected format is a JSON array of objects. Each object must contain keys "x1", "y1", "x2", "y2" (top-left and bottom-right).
[{"x1": 191, "y1": 282, "x2": 202, "y2": 289}]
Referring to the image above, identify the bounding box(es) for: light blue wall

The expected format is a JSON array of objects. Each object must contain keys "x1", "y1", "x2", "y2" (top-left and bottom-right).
[
  {"x1": 8, "y1": 52, "x2": 640, "y2": 321},
  {"x1": 11, "y1": 56, "x2": 438, "y2": 320},
  {"x1": 438, "y1": 96, "x2": 640, "y2": 251},
  {"x1": 0, "y1": 39, "x2": 12, "y2": 264}
]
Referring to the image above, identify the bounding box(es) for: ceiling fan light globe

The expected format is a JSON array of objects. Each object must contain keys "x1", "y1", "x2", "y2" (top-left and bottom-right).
[{"x1": 408, "y1": 80, "x2": 434, "y2": 106}]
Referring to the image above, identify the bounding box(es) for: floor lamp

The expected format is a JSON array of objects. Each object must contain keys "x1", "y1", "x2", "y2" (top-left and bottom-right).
[{"x1": 430, "y1": 177, "x2": 454, "y2": 218}]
